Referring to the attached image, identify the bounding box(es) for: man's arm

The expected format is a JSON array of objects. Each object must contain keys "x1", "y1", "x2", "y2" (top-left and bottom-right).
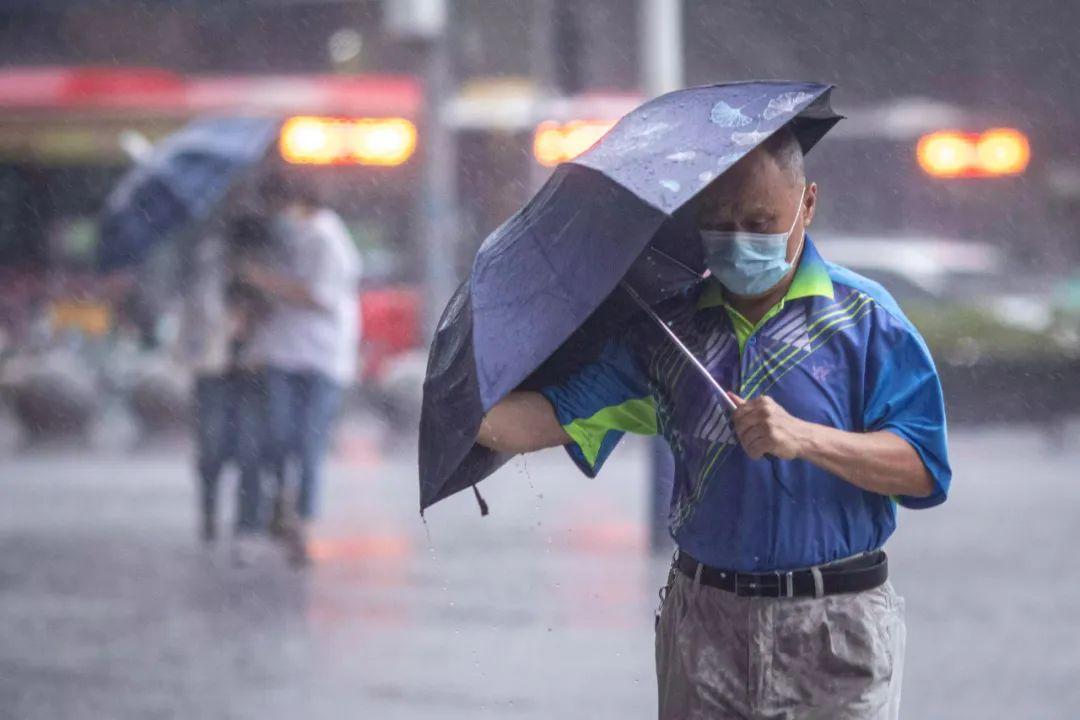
[
  {"x1": 476, "y1": 391, "x2": 572, "y2": 455},
  {"x1": 729, "y1": 393, "x2": 935, "y2": 498}
]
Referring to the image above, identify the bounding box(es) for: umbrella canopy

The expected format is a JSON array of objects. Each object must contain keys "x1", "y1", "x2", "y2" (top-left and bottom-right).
[
  {"x1": 97, "y1": 116, "x2": 278, "y2": 273},
  {"x1": 419, "y1": 81, "x2": 843, "y2": 513}
]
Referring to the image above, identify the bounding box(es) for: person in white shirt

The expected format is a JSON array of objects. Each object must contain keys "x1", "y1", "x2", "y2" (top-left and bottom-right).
[{"x1": 239, "y1": 174, "x2": 361, "y2": 565}]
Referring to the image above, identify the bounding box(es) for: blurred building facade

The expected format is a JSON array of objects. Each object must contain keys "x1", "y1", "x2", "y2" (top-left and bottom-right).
[
  {"x1": 1, "y1": 1, "x2": 1077, "y2": 124},
  {"x1": 1, "y1": 0, "x2": 1078, "y2": 268}
]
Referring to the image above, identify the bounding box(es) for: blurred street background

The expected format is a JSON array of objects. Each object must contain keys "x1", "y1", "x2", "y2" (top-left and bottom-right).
[{"x1": 1, "y1": 1, "x2": 1079, "y2": 718}]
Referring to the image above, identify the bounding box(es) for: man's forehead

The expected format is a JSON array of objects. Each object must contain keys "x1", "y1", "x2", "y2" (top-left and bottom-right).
[
  {"x1": 699, "y1": 177, "x2": 786, "y2": 213},
  {"x1": 699, "y1": 153, "x2": 796, "y2": 212}
]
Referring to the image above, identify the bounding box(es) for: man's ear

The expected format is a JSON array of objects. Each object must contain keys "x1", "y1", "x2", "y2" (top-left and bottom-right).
[{"x1": 803, "y1": 182, "x2": 818, "y2": 227}]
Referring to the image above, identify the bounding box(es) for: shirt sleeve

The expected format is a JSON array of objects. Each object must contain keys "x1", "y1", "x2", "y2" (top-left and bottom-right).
[
  {"x1": 863, "y1": 306, "x2": 952, "y2": 509},
  {"x1": 540, "y1": 336, "x2": 657, "y2": 477}
]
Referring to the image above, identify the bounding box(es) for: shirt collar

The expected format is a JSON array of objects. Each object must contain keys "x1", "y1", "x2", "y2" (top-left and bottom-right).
[{"x1": 696, "y1": 234, "x2": 835, "y2": 310}]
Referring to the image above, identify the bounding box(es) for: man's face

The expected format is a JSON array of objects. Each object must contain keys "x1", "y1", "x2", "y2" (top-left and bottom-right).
[{"x1": 696, "y1": 146, "x2": 817, "y2": 268}]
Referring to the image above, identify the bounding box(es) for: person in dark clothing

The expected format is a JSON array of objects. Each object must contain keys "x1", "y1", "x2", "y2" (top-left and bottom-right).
[{"x1": 180, "y1": 213, "x2": 275, "y2": 557}]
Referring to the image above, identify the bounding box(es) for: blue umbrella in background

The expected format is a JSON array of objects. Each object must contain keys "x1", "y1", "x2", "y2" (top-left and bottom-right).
[
  {"x1": 419, "y1": 81, "x2": 843, "y2": 514},
  {"x1": 98, "y1": 116, "x2": 279, "y2": 273}
]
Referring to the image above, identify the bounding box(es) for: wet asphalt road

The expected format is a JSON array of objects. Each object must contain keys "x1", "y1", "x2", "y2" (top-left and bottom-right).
[{"x1": 1, "y1": 422, "x2": 1079, "y2": 719}]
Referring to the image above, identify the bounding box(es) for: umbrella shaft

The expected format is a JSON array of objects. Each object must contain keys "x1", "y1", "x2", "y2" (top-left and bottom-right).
[{"x1": 619, "y1": 281, "x2": 738, "y2": 413}]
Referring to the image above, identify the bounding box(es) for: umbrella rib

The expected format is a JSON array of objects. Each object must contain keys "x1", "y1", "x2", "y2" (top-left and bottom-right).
[{"x1": 643, "y1": 244, "x2": 703, "y2": 279}]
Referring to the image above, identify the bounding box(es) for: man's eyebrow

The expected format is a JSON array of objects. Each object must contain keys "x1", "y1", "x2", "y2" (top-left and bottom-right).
[
  {"x1": 699, "y1": 199, "x2": 780, "y2": 219},
  {"x1": 741, "y1": 206, "x2": 780, "y2": 218}
]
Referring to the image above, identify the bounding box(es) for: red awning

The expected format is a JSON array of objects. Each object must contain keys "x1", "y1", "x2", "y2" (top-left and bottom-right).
[
  {"x1": 0, "y1": 66, "x2": 187, "y2": 111},
  {"x1": 0, "y1": 66, "x2": 423, "y2": 119}
]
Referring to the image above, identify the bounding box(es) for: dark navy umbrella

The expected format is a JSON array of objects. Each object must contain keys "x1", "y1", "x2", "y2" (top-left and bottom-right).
[
  {"x1": 419, "y1": 81, "x2": 842, "y2": 513},
  {"x1": 98, "y1": 117, "x2": 279, "y2": 273}
]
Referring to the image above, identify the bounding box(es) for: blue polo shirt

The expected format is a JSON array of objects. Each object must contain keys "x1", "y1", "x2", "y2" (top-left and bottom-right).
[{"x1": 540, "y1": 237, "x2": 951, "y2": 572}]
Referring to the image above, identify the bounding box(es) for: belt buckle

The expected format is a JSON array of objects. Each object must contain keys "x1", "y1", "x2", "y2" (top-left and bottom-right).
[
  {"x1": 734, "y1": 572, "x2": 773, "y2": 598},
  {"x1": 735, "y1": 571, "x2": 794, "y2": 598},
  {"x1": 769, "y1": 571, "x2": 796, "y2": 598}
]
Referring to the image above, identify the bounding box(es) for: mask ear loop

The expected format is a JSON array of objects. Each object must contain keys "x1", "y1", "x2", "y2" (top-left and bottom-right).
[{"x1": 785, "y1": 184, "x2": 808, "y2": 264}]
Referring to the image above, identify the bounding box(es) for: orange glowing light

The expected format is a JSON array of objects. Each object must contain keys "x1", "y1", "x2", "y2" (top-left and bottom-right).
[
  {"x1": 280, "y1": 116, "x2": 417, "y2": 166},
  {"x1": 976, "y1": 128, "x2": 1030, "y2": 176},
  {"x1": 916, "y1": 131, "x2": 975, "y2": 177},
  {"x1": 533, "y1": 119, "x2": 615, "y2": 166},
  {"x1": 917, "y1": 128, "x2": 1030, "y2": 178}
]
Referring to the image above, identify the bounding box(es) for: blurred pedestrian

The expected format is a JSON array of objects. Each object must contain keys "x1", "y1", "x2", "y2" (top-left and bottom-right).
[
  {"x1": 475, "y1": 128, "x2": 951, "y2": 719},
  {"x1": 240, "y1": 173, "x2": 361, "y2": 566},
  {"x1": 176, "y1": 213, "x2": 275, "y2": 552}
]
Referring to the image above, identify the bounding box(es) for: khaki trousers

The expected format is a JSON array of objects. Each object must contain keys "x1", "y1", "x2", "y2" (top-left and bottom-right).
[{"x1": 656, "y1": 567, "x2": 906, "y2": 719}]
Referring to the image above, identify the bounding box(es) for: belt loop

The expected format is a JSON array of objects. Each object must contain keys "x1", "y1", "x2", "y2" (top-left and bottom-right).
[
  {"x1": 692, "y1": 561, "x2": 704, "y2": 595},
  {"x1": 810, "y1": 566, "x2": 825, "y2": 599},
  {"x1": 785, "y1": 571, "x2": 795, "y2": 598}
]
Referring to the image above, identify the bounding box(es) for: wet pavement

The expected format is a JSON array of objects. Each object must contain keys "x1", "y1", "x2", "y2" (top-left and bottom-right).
[{"x1": 1, "y1": 422, "x2": 1079, "y2": 719}]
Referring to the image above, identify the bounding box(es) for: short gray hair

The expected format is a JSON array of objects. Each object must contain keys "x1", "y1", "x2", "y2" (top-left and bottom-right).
[{"x1": 760, "y1": 126, "x2": 805, "y2": 187}]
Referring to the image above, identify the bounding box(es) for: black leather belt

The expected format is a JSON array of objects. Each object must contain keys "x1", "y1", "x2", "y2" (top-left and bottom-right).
[{"x1": 675, "y1": 550, "x2": 888, "y2": 599}]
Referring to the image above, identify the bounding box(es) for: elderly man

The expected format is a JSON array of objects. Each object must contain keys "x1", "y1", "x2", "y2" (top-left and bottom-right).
[{"x1": 476, "y1": 127, "x2": 950, "y2": 719}]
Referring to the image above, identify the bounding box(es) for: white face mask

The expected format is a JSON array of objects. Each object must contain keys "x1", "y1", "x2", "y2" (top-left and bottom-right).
[{"x1": 700, "y1": 185, "x2": 806, "y2": 296}]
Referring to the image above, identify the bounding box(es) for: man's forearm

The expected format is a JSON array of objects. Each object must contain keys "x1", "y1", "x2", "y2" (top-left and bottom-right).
[
  {"x1": 476, "y1": 391, "x2": 571, "y2": 455},
  {"x1": 797, "y1": 423, "x2": 935, "y2": 498}
]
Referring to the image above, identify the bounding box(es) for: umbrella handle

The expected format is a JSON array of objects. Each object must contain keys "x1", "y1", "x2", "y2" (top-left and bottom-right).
[{"x1": 619, "y1": 281, "x2": 738, "y2": 413}]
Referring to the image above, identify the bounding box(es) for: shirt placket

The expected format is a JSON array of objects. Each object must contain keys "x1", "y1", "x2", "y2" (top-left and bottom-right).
[
  {"x1": 711, "y1": 310, "x2": 746, "y2": 399},
  {"x1": 739, "y1": 333, "x2": 758, "y2": 396},
  {"x1": 737, "y1": 305, "x2": 791, "y2": 397}
]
